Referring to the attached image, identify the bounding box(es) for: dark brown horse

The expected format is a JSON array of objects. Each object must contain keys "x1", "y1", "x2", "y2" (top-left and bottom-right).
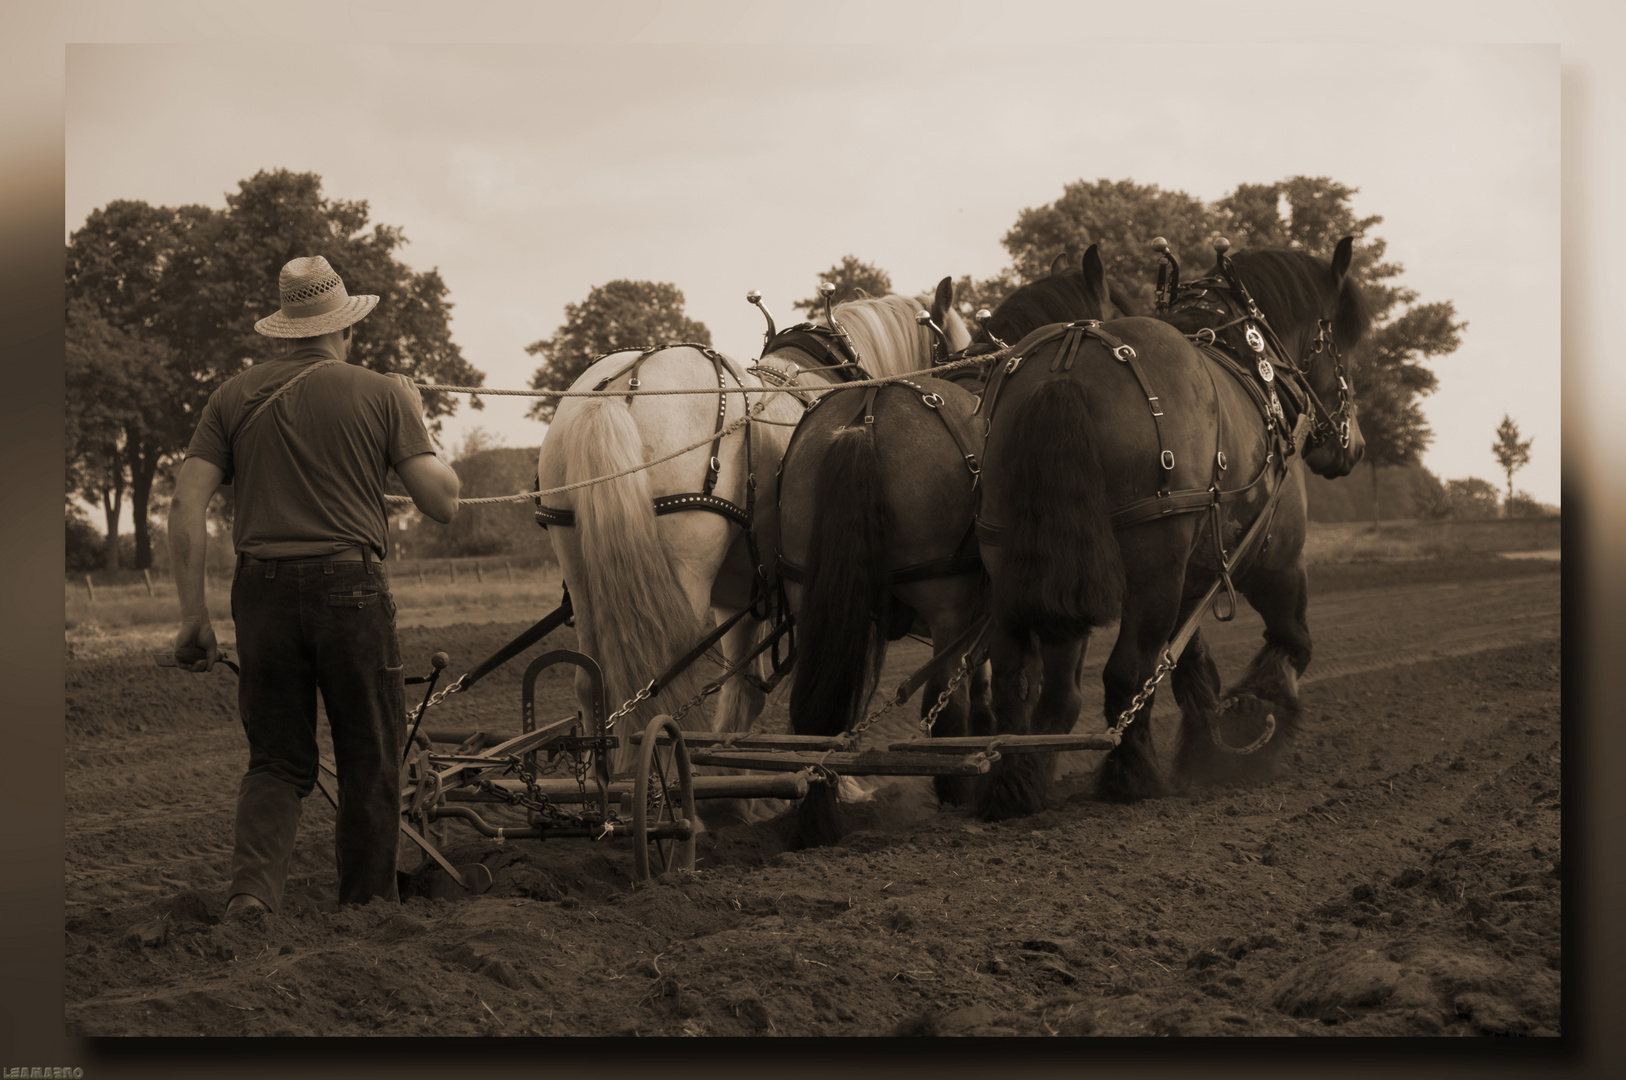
[
  {"x1": 777, "y1": 246, "x2": 1125, "y2": 843},
  {"x1": 974, "y1": 238, "x2": 1371, "y2": 820}
]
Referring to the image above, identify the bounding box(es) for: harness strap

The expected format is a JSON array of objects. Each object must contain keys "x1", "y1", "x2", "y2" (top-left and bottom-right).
[
  {"x1": 538, "y1": 344, "x2": 755, "y2": 530},
  {"x1": 233, "y1": 359, "x2": 340, "y2": 443},
  {"x1": 762, "y1": 325, "x2": 874, "y2": 382}
]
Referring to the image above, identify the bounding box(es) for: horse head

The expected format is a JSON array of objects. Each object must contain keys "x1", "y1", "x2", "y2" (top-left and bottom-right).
[
  {"x1": 1224, "y1": 237, "x2": 1372, "y2": 479},
  {"x1": 1298, "y1": 236, "x2": 1371, "y2": 478}
]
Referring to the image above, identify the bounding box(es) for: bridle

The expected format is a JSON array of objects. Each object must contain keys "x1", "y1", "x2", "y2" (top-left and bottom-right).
[{"x1": 1164, "y1": 259, "x2": 1356, "y2": 455}]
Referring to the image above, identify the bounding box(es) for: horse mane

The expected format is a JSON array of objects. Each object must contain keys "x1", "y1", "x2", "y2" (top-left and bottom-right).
[
  {"x1": 829, "y1": 294, "x2": 936, "y2": 378},
  {"x1": 978, "y1": 271, "x2": 1102, "y2": 345},
  {"x1": 1228, "y1": 248, "x2": 1373, "y2": 356}
]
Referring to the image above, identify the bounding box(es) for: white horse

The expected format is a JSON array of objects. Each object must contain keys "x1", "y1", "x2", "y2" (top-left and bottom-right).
[{"x1": 536, "y1": 290, "x2": 971, "y2": 783}]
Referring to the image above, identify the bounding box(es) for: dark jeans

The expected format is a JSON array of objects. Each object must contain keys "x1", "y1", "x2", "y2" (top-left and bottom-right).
[{"x1": 228, "y1": 554, "x2": 405, "y2": 909}]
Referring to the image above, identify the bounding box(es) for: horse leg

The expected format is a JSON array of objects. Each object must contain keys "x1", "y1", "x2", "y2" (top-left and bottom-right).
[
  {"x1": 1215, "y1": 559, "x2": 1312, "y2": 781},
  {"x1": 900, "y1": 577, "x2": 983, "y2": 809},
  {"x1": 977, "y1": 627, "x2": 1064, "y2": 820},
  {"x1": 1095, "y1": 574, "x2": 1183, "y2": 803},
  {"x1": 1170, "y1": 627, "x2": 1226, "y2": 789}
]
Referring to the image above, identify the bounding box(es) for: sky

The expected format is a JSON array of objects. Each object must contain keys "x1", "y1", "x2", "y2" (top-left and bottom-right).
[{"x1": 65, "y1": 37, "x2": 1561, "y2": 518}]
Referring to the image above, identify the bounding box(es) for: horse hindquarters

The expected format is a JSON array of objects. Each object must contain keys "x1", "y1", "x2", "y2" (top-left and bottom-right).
[{"x1": 554, "y1": 400, "x2": 707, "y2": 775}]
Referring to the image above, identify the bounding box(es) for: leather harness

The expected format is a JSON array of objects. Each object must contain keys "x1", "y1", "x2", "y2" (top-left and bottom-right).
[
  {"x1": 775, "y1": 376, "x2": 985, "y2": 590},
  {"x1": 973, "y1": 283, "x2": 1323, "y2": 616},
  {"x1": 533, "y1": 343, "x2": 756, "y2": 531}
]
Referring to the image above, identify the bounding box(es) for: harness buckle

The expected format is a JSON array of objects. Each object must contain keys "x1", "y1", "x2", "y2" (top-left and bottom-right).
[
  {"x1": 1160, "y1": 450, "x2": 1175, "y2": 471},
  {"x1": 1216, "y1": 451, "x2": 1228, "y2": 471},
  {"x1": 964, "y1": 454, "x2": 980, "y2": 476},
  {"x1": 1147, "y1": 395, "x2": 1163, "y2": 417},
  {"x1": 1113, "y1": 344, "x2": 1136, "y2": 362},
  {"x1": 922, "y1": 392, "x2": 943, "y2": 409},
  {"x1": 629, "y1": 377, "x2": 641, "y2": 390},
  {"x1": 1005, "y1": 355, "x2": 1022, "y2": 375},
  {"x1": 709, "y1": 456, "x2": 721, "y2": 475},
  {"x1": 1194, "y1": 328, "x2": 1216, "y2": 347}
]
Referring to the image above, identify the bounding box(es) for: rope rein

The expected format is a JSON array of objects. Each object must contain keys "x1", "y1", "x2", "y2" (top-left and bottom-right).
[{"x1": 389, "y1": 350, "x2": 1008, "y2": 505}]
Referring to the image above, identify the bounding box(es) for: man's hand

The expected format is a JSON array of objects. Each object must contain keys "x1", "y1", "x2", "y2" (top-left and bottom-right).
[
  {"x1": 390, "y1": 372, "x2": 425, "y2": 415},
  {"x1": 174, "y1": 616, "x2": 221, "y2": 673}
]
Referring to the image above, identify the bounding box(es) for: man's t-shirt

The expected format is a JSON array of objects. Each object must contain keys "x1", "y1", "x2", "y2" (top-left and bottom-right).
[{"x1": 185, "y1": 346, "x2": 435, "y2": 559}]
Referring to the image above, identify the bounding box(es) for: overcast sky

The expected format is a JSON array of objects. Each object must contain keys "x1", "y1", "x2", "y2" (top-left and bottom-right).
[{"x1": 66, "y1": 40, "x2": 1559, "y2": 512}]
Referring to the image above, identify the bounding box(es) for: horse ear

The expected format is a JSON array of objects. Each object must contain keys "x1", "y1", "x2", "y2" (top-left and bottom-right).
[
  {"x1": 1050, "y1": 251, "x2": 1076, "y2": 277},
  {"x1": 1080, "y1": 243, "x2": 1108, "y2": 315},
  {"x1": 931, "y1": 276, "x2": 954, "y2": 328},
  {"x1": 1331, "y1": 236, "x2": 1355, "y2": 285}
]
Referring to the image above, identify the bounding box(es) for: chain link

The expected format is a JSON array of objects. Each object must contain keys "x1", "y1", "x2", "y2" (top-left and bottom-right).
[
  {"x1": 604, "y1": 680, "x2": 656, "y2": 734},
  {"x1": 405, "y1": 675, "x2": 466, "y2": 724},
  {"x1": 1107, "y1": 649, "x2": 1178, "y2": 741},
  {"x1": 918, "y1": 651, "x2": 973, "y2": 735}
]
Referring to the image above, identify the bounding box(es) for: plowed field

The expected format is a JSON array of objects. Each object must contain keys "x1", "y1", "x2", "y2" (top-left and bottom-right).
[{"x1": 63, "y1": 556, "x2": 1561, "y2": 1037}]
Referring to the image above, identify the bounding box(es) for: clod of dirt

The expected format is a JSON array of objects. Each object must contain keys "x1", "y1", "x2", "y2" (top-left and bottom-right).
[{"x1": 125, "y1": 918, "x2": 168, "y2": 950}]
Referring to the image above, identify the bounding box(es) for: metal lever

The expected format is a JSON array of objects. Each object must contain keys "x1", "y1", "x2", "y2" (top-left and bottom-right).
[
  {"x1": 914, "y1": 308, "x2": 951, "y2": 361},
  {"x1": 746, "y1": 289, "x2": 776, "y2": 349},
  {"x1": 1152, "y1": 236, "x2": 1180, "y2": 312},
  {"x1": 975, "y1": 308, "x2": 1009, "y2": 349}
]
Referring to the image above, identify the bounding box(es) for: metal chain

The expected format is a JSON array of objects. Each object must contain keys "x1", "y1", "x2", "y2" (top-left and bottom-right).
[
  {"x1": 604, "y1": 680, "x2": 656, "y2": 734},
  {"x1": 918, "y1": 651, "x2": 974, "y2": 735},
  {"x1": 404, "y1": 675, "x2": 466, "y2": 724},
  {"x1": 1107, "y1": 649, "x2": 1178, "y2": 741}
]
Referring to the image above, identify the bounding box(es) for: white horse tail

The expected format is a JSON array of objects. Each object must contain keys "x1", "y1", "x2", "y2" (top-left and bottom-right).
[{"x1": 564, "y1": 399, "x2": 707, "y2": 775}]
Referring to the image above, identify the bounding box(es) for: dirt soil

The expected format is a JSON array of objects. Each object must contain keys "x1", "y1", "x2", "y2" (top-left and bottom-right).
[{"x1": 62, "y1": 556, "x2": 1562, "y2": 1037}]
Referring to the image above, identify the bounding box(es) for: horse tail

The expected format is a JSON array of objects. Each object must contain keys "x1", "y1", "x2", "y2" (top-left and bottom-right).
[
  {"x1": 788, "y1": 426, "x2": 892, "y2": 740},
  {"x1": 991, "y1": 378, "x2": 1123, "y2": 642},
  {"x1": 564, "y1": 400, "x2": 706, "y2": 775}
]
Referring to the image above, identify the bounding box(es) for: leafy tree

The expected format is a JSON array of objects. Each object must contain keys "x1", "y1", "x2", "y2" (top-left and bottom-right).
[
  {"x1": 1491, "y1": 414, "x2": 1533, "y2": 513},
  {"x1": 1505, "y1": 490, "x2": 1546, "y2": 519},
  {"x1": 65, "y1": 298, "x2": 181, "y2": 569},
  {"x1": 65, "y1": 169, "x2": 483, "y2": 568},
  {"x1": 791, "y1": 256, "x2": 894, "y2": 320},
  {"x1": 525, "y1": 280, "x2": 711, "y2": 423},
  {"x1": 1440, "y1": 477, "x2": 1501, "y2": 519},
  {"x1": 1002, "y1": 179, "x2": 1213, "y2": 314}
]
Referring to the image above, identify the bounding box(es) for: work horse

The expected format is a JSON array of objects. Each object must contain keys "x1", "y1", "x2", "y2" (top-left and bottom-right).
[
  {"x1": 534, "y1": 286, "x2": 969, "y2": 786},
  {"x1": 776, "y1": 245, "x2": 1134, "y2": 844},
  {"x1": 973, "y1": 236, "x2": 1371, "y2": 820}
]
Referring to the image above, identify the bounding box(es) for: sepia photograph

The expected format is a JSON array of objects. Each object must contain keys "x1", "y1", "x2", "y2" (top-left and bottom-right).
[{"x1": 55, "y1": 11, "x2": 1566, "y2": 1042}]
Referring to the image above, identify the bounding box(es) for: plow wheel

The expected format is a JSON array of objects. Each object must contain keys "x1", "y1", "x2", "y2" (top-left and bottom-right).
[{"x1": 632, "y1": 714, "x2": 697, "y2": 880}]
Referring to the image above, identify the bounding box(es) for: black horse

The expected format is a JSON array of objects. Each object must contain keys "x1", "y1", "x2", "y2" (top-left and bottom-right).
[
  {"x1": 777, "y1": 245, "x2": 1130, "y2": 843},
  {"x1": 974, "y1": 237, "x2": 1371, "y2": 819}
]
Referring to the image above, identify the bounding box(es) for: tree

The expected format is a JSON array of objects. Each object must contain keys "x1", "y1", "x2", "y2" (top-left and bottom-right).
[
  {"x1": 65, "y1": 169, "x2": 484, "y2": 567},
  {"x1": 1002, "y1": 176, "x2": 1463, "y2": 526},
  {"x1": 1440, "y1": 477, "x2": 1501, "y2": 519},
  {"x1": 1491, "y1": 414, "x2": 1533, "y2": 513},
  {"x1": 65, "y1": 298, "x2": 181, "y2": 570},
  {"x1": 791, "y1": 256, "x2": 894, "y2": 320},
  {"x1": 524, "y1": 280, "x2": 711, "y2": 423}
]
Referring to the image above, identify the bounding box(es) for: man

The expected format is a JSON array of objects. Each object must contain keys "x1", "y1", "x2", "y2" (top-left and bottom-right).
[{"x1": 169, "y1": 255, "x2": 460, "y2": 917}]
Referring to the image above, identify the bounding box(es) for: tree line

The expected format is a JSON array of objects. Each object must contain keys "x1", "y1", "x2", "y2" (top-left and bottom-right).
[{"x1": 69, "y1": 170, "x2": 1528, "y2": 570}]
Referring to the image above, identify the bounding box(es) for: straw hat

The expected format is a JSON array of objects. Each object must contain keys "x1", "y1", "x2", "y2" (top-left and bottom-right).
[{"x1": 253, "y1": 256, "x2": 379, "y2": 338}]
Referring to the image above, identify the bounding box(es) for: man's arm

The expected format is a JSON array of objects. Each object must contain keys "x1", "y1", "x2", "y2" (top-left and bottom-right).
[
  {"x1": 394, "y1": 452, "x2": 461, "y2": 523},
  {"x1": 168, "y1": 455, "x2": 226, "y2": 671}
]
